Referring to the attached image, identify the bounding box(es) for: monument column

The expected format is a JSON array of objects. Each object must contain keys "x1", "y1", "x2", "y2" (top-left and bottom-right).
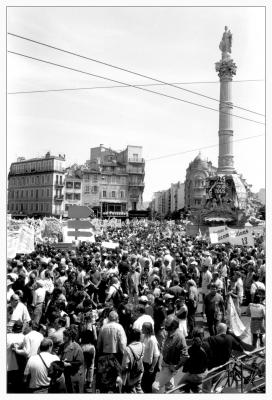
[{"x1": 215, "y1": 26, "x2": 237, "y2": 174}]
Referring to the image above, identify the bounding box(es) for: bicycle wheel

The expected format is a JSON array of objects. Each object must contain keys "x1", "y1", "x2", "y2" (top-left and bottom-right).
[{"x1": 213, "y1": 371, "x2": 232, "y2": 393}]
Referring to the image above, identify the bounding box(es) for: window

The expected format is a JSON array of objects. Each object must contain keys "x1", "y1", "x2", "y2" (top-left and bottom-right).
[
  {"x1": 91, "y1": 186, "x2": 98, "y2": 194},
  {"x1": 93, "y1": 174, "x2": 98, "y2": 183},
  {"x1": 133, "y1": 153, "x2": 138, "y2": 160},
  {"x1": 47, "y1": 188, "x2": 50, "y2": 197},
  {"x1": 32, "y1": 177, "x2": 35, "y2": 184},
  {"x1": 66, "y1": 182, "x2": 73, "y2": 189},
  {"x1": 46, "y1": 175, "x2": 50, "y2": 183},
  {"x1": 74, "y1": 194, "x2": 81, "y2": 200},
  {"x1": 16, "y1": 191, "x2": 19, "y2": 199},
  {"x1": 84, "y1": 185, "x2": 90, "y2": 194},
  {"x1": 40, "y1": 203, "x2": 43, "y2": 212},
  {"x1": 36, "y1": 189, "x2": 39, "y2": 199},
  {"x1": 16, "y1": 203, "x2": 19, "y2": 211},
  {"x1": 45, "y1": 203, "x2": 49, "y2": 212},
  {"x1": 60, "y1": 175, "x2": 63, "y2": 184},
  {"x1": 103, "y1": 190, "x2": 107, "y2": 198},
  {"x1": 10, "y1": 191, "x2": 14, "y2": 199},
  {"x1": 112, "y1": 191, "x2": 116, "y2": 198},
  {"x1": 66, "y1": 193, "x2": 73, "y2": 200},
  {"x1": 35, "y1": 176, "x2": 40, "y2": 184},
  {"x1": 74, "y1": 182, "x2": 81, "y2": 189},
  {"x1": 11, "y1": 203, "x2": 14, "y2": 211},
  {"x1": 36, "y1": 203, "x2": 39, "y2": 211},
  {"x1": 21, "y1": 190, "x2": 23, "y2": 198},
  {"x1": 120, "y1": 191, "x2": 124, "y2": 199},
  {"x1": 41, "y1": 175, "x2": 44, "y2": 184},
  {"x1": 56, "y1": 175, "x2": 59, "y2": 184},
  {"x1": 25, "y1": 190, "x2": 28, "y2": 198},
  {"x1": 65, "y1": 204, "x2": 70, "y2": 211},
  {"x1": 41, "y1": 189, "x2": 44, "y2": 197}
]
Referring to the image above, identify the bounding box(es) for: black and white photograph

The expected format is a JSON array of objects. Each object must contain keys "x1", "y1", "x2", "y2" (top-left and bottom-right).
[{"x1": 4, "y1": 1, "x2": 270, "y2": 395}]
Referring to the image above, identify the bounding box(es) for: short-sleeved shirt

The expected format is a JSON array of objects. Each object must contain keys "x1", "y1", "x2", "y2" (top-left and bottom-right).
[
  {"x1": 24, "y1": 352, "x2": 59, "y2": 389},
  {"x1": 143, "y1": 335, "x2": 160, "y2": 364}
]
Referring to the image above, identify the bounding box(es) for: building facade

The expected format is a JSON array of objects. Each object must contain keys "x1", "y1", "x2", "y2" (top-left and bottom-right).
[
  {"x1": 184, "y1": 152, "x2": 217, "y2": 211},
  {"x1": 63, "y1": 167, "x2": 83, "y2": 217},
  {"x1": 82, "y1": 145, "x2": 145, "y2": 218},
  {"x1": 8, "y1": 152, "x2": 66, "y2": 217},
  {"x1": 151, "y1": 182, "x2": 185, "y2": 218}
]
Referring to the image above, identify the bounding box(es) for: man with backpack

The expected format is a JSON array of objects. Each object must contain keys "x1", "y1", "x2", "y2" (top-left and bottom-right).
[
  {"x1": 105, "y1": 276, "x2": 124, "y2": 307},
  {"x1": 122, "y1": 328, "x2": 144, "y2": 393}
]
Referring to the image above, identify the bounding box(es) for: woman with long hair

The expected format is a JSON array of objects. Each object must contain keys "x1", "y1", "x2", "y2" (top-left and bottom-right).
[{"x1": 141, "y1": 322, "x2": 160, "y2": 393}]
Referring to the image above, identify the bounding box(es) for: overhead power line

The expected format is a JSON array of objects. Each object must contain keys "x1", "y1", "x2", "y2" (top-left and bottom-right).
[
  {"x1": 145, "y1": 134, "x2": 264, "y2": 162},
  {"x1": 8, "y1": 79, "x2": 264, "y2": 97},
  {"x1": 8, "y1": 32, "x2": 265, "y2": 117},
  {"x1": 8, "y1": 50, "x2": 265, "y2": 126}
]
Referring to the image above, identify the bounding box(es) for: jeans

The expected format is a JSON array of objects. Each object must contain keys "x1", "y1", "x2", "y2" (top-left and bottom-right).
[{"x1": 152, "y1": 360, "x2": 177, "y2": 393}]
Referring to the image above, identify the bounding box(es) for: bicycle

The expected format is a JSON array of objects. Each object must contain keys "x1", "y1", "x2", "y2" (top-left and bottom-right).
[{"x1": 212, "y1": 351, "x2": 265, "y2": 393}]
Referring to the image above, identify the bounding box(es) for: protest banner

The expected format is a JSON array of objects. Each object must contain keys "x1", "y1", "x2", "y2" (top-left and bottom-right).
[
  {"x1": 209, "y1": 226, "x2": 254, "y2": 246},
  {"x1": 7, "y1": 230, "x2": 20, "y2": 259},
  {"x1": 16, "y1": 225, "x2": 35, "y2": 254},
  {"x1": 101, "y1": 241, "x2": 119, "y2": 249}
]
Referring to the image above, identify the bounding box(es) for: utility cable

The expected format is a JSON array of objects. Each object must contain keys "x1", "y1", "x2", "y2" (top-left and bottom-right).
[
  {"x1": 8, "y1": 50, "x2": 265, "y2": 126},
  {"x1": 8, "y1": 32, "x2": 265, "y2": 117},
  {"x1": 8, "y1": 79, "x2": 264, "y2": 96},
  {"x1": 145, "y1": 134, "x2": 264, "y2": 161}
]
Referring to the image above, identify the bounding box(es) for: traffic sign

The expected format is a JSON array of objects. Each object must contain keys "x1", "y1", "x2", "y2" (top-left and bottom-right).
[
  {"x1": 67, "y1": 231, "x2": 93, "y2": 237},
  {"x1": 67, "y1": 220, "x2": 94, "y2": 229},
  {"x1": 68, "y1": 205, "x2": 93, "y2": 219}
]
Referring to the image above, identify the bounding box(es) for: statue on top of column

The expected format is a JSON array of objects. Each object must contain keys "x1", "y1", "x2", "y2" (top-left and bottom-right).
[{"x1": 219, "y1": 26, "x2": 232, "y2": 57}]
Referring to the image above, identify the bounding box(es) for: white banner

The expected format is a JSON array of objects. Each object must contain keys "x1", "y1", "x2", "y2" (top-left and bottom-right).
[
  {"x1": 101, "y1": 241, "x2": 119, "y2": 249},
  {"x1": 227, "y1": 297, "x2": 251, "y2": 344},
  {"x1": 209, "y1": 226, "x2": 254, "y2": 246},
  {"x1": 7, "y1": 230, "x2": 20, "y2": 258}
]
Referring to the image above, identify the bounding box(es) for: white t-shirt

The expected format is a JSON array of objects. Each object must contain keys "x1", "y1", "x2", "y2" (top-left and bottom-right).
[
  {"x1": 201, "y1": 270, "x2": 212, "y2": 294},
  {"x1": 143, "y1": 335, "x2": 160, "y2": 364},
  {"x1": 133, "y1": 314, "x2": 154, "y2": 332},
  {"x1": 11, "y1": 302, "x2": 31, "y2": 324},
  {"x1": 7, "y1": 332, "x2": 24, "y2": 371},
  {"x1": 23, "y1": 330, "x2": 44, "y2": 358},
  {"x1": 24, "y1": 352, "x2": 59, "y2": 389}
]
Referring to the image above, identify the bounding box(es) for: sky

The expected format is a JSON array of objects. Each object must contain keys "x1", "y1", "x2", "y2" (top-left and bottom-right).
[{"x1": 6, "y1": 5, "x2": 266, "y2": 202}]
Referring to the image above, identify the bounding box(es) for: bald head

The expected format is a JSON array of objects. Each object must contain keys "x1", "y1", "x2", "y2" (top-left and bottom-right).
[{"x1": 217, "y1": 323, "x2": 227, "y2": 335}]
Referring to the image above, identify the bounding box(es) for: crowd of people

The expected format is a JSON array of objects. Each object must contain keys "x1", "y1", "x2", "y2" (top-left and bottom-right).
[{"x1": 7, "y1": 220, "x2": 265, "y2": 393}]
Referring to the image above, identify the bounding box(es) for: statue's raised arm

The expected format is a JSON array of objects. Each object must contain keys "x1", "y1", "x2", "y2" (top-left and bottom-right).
[{"x1": 219, "y1": 26, "x2": 232, "y2": 54}]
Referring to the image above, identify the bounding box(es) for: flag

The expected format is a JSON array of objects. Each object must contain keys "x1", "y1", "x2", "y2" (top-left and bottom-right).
[{"x1": 227, "y1": 296, "x2": 251, "y2": 345}]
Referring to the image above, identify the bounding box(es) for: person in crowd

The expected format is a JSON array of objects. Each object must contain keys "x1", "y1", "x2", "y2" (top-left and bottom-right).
[
  {"x1": 200, "y1": 265, "x2": 212, "y2": 319},
  {"x1": 152, "y1": 316, "x2": 188, "y2": 393},
  {"x1": 24, "y1": 338, "x2": 61, "y2": 393},
  {"x1": 177, "y1": 327, "x2": 208, "y2": 392},
  {"x1": 80, "y1": 329, "x2": 96, "y2": 392},
  {"x1": 122, "y1": 328, "x2": 145, "y2": 393},
  {"x1": 96, "y1": 310, "x2": 125, "y2": 393},
  {"x1": 204, "y1": 283, "x2": 225, "y2": 336},
  {"x1": 141, "y1": 322, "x2": 160, "y2": 393},
  {"x1": 186, "y1": 279, "x2": 199, "y2": 338},
  {"x1": 228, "y1": 270, "x2": 244, "y2": 316},
  {"x1": 202, "y1": 323, "x2": 245, "y2": 393},
  {"x1": 59, "y1": 326, "x2": 85, "y2": 393},
  {"x1": 250, "y1": 273, "x2": 265, "y2": 303},
  {"x1": 132, "y1": 304, "x2": 154, "y2": 332},
  {"x1": 13, "y1": 321, "x2": 44, "y2": 360},
  {"x1": 247, "y1": 293, "x2": 265, "y2": 348},
  {"x1": 8, "y1": 293, "x2": 31, "y2": 333},
  {"x1": 7, "y1": 320, "x2": 25, "y2": 393}
]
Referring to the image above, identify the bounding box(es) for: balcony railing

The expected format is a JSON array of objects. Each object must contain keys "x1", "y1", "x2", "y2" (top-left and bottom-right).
[
  {"x1": 54, "y1": 194, "x2": 64, "y2": 201},
  {"x1": 128, "y1": 158, "x2": 145, "y2": 163},
  {"x1": 55, "y1": 182, "x2": 64, "y2": 187}
]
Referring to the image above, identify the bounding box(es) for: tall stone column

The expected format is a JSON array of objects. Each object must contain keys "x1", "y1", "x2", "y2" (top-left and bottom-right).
[{"x1": 215, "y1": 26, "x2": 237, "y2": 174}]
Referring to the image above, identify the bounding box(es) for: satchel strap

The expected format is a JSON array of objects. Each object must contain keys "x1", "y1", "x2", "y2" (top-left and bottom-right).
[{"x1": 39, "y1": 353, "x2": 49, "y2": 371}]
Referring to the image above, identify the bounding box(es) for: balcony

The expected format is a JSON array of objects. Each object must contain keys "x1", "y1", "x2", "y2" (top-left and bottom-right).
[
  {"x1": 128, "y1": 182, "x2": 145, "y2": 187},
  {"x1": 128, "y1": 158, "x2": 145, "y2": 164},
  {"x1": 54, "y1": 194, "x2": 64, "y2": 201},
  {"x1": 55, "y1": 182, "x2": 64, "y2": 187}
]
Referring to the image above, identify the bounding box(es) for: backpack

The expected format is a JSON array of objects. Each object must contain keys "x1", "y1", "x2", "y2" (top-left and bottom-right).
[
  {"x1": 111, "y1": 284, "x2": 124, "y2": 305},
  {"x1": 128, "y1": 343, "x2": 144, "y2": 380}
]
